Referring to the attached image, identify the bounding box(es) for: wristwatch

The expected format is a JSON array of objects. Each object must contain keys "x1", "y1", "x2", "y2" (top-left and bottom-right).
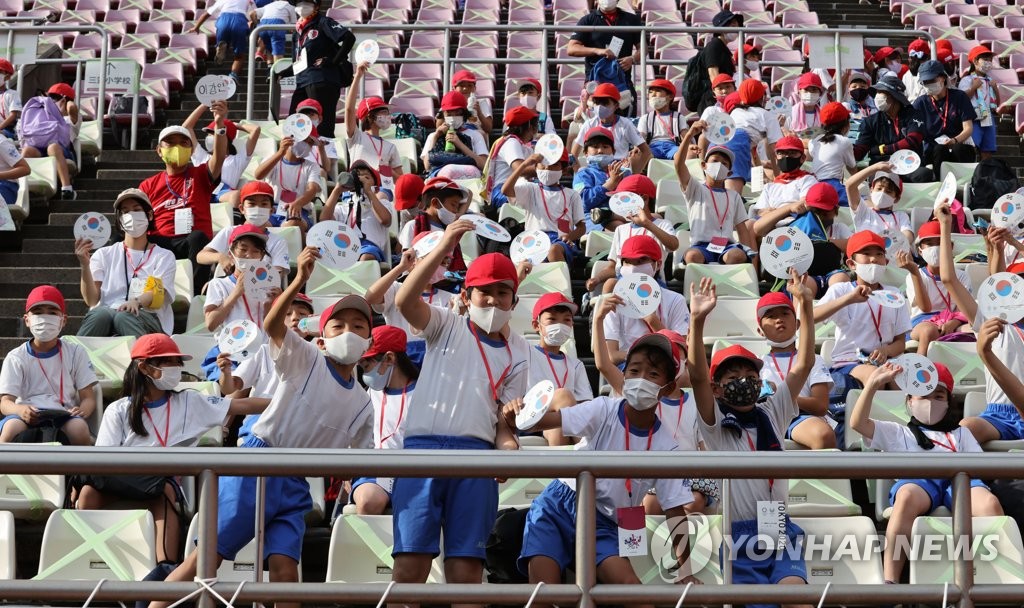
[{"x1": 214, "y1": 127, "x2": 227, "y2": 136}]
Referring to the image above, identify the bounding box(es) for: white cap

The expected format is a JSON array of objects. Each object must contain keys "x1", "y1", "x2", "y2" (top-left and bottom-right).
[{"x1": 158, "y1": 125, "x2": 192, "y2": 143}]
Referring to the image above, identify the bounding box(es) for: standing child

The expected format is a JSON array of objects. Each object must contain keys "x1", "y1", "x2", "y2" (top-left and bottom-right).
[
  {"x1": 390, "y1": 222, "x2": 527, "y2": 592},
  {"x1": 321, "y1": 160, "x2": 393, "y2": 263},
  {"x1": 638, "y1": 79, "x2": 686, "y2": 160},
  {"x1": 849, "y1": 360, "x2": 1002, "y2": 584},
  {"x1": 790, "y1": 72, "x2": 825, "y2": 136},
  {"x1": 904, "y1": 221, "x2": 971, "y2": 355},
  {"x1": 809, "y1": 102, "x2": 857, "y2": 206},
  {"x1": 847, "y1": 163, "x2": 914, "y2": 262},
  {"x1": 189, "y1": 0, "x2": 252, "y2": 81},
  {"x1": 203, "y1": 224, "x2": 282, "y2": 332},
  {"x1": 687, "y1": 272, "x2": 817, "y2": 597},
  {"x1": 252, "y1": 0, "x2": 293, "y2": 64},
  {"x1": 197, "y1": 181, "x2": 290, "y2": 279},
  {"x1": 345, "y1": 62, "x2": 404, "y2": 190},
  {"x1": 0, "y1": 285, "x2": 97, "y2": 445},
  {"x1": 502, "y1": 151, "x2": 586, "y2": 264},
  {"x1": 959, "y1": 46, "x2": 1000, "y2": 161}
]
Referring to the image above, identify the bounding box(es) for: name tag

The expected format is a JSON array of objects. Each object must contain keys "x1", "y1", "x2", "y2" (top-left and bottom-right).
[
  {"x1": 174, "y1": 208, "x2": 194, "y2": 236},
  {"x1": 750, "y1": 167, "x2": 765, "y2": 193},
  {"x1": 128, "y1": 277, "x2": 146, "y2": 301},
  {"x1": 616, "y1": 505, "x2": 647, "y2": 557},
  {"x1": 757, "y1": 500, "x2": 787, "y2": 543},
  {"x1": 293, "y1": 49, "x2": 309, "y2": 75},
  {"x1": 707, "y1": 236, "x2": 729, "y2": 254}
]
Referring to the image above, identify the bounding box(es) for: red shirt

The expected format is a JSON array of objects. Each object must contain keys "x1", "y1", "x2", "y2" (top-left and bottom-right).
[{"x1": 139, "y1": 164, "x2": 215, "y2": 238}]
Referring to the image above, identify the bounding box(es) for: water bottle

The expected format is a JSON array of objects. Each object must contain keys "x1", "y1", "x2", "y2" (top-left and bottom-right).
[{"x1": 297, "y1": 317, "x2": 319, "y2": 336}]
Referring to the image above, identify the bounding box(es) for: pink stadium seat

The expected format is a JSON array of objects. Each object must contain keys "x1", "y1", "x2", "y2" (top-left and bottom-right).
[
  {"x1": 504, "y1": 63, "x2": 542, "y2": 83},
  {"x1": 398, "y1": 63, "x2": 442, "y2": 83},
  {"x1": 987, "y1": 68, "x2": 1020, "y2": 86},
  {"x1": 944, "y1": 38, "x2": 976, "y2": 55},
  {"x1": 370, "y1": 7, "x2": 408, "y2": 23},
  {"x1": 644, "y1": 10, "x2": 683, "y2": 25},
  {"x1": 139, "y1": 77, "x2": 171, "y2": 108},
  {"x1": 641, "y1": 0, "x2": 677, "y2": 10},
  {"x1": 456, "y1": 46, "x2": 496, "y2": 61},
  {"x1": 989, "y1": 4, "x2": 1023, "y2": 23},
  {"x1": 454, "y1": 63, "x2": 494, "y2": 81},
  {"x1": 115, "y1": 0, "x2": 153, "y2": 16},
  {"x1": 1009, "y1": 53, "x2": 1024, "y2": 77},
  {"x1": 119, "y1": 32, "x2": 160, "y2": 57},
  {"x1": 136, "y1": 21, "x2": 173, "y2": 45},
  {"x1": 781, "y1": 11, "x2": 819, "y2": 27},
  {"x1": 388, "y1": 96, "x2": 436, "y2": 127},
  {"x1": 169, "y1": 33, "x2": 209, "y2": 60},
  {"x1": 945, "y1": 3, "x2": 981, "y2": 25},
  {"x1": 990, "y1": 40, "x2": 1024, "y2": 57},
  {"x1": 464, "y1": 0, "x2": 500, "y2": 9},
  {"x1": 914, "y1": 13, "x2": 951, "y2": 31},
  {"x1": 560, "y1": 98, "x2": 580, "y2": 128},
  {"x1": 0, "y1": 0, "x2": 22, "y2": 13},
  {"x1": 507, "y1": 32, "x2": 542, "y2": 51},
  {"x1": 462, "y1": 7, "x2": 499, "y2": 23},
  {"x1": 72, "y1": 0, "x2": 107, "y2": 15},
  {"x1": 772, "y1": 0, "x2": 809, "y2": 18},
  {"x1": 60, "y1": 9, "x2": 96, "y2": 24},
  {"x1": 552, "y1": 0, "x2": 587, "y2": 11},
  {"x1": 473, "y1": 78, "x2": 495, "y2": 100},
  {"x1": 508, "y1": 7, "x2": 545, "y2": 24},
  {"x1": 743, "y1": 11, "x2": 775, "y2": 25},
  {"x1": 160, "y1": 0, "x2": 197, "y2": 19},
  {"x1": 997, "y1": 82, "x2": 1024, "y2": 111},
  {"x1": 729, "y1": 0, "x2": 767, "y2": 12},
  {"x1": 459, "y1": 31, "x2": 498, "y2": 49},
  {"x1": 376, "y1": 0, "x2": 412, "y2": 12},
  {"x1": 960, "y1": 14, "x2": 996, "y2": 35},
  {"x1": 155, "y1": 47, "x2": 198, "y2": 75},
  {"x1": 553, "y1": 9, "x2": 581, "y2": 24},
  {"x1": 900, "y1": 2, "x2": 935, "y2": 26},
  {"x1": 392, "y1": 79, "x2": 440, "y2": 102},
  {"x1": 1003, "y1": 15, "x2": 1024, "y2": 36},
  {"x1": 416, "y1": 7, "x2": 453, "y2": 23},
  {"x1": 975, "y1": 0, "x2": 1009, "y2": 15},
  {"x1": 142, "y1": 62, "x2": 185, "y2": 92},
  {"x1": 1015, "y1": 103, "x2": 1024, "y2": 134},
  {"x1": 762, "y1": 49, "x2": 803, "y2": 64},
  {"x1": 326, "y1": 7, "x2": 364, "y2": 22},
  {"x1": 660, "y1": 48, "x2": 699, "y2": 63},
  {"x1": 148, "y1": 7, "x2": 186, "y2": 25},
  {"x1": 409, "y1": 31, "x2": 446, "y2": 50},
  {"x1": 72, "y1": 32, "x2": 105, "y2": 51},
  {"x1": 976, "y1": 27, "x2": 1014, "y2": 45},
  {"x1": 109, "y1": 48, "x2": 147, "y2": 65},
  {"x1": 559, "y1": 77, "x2": 584, "y2": 100},
  {"x1": 689, "y1": 8, "x2": 716, "y2": 24},
  {"x1": 29, "y1": 0, "x2": 66, "y2": 11}
]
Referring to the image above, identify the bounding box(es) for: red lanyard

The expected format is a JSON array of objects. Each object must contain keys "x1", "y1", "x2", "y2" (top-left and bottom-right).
[
  {"x1": 931, "y1": 432, "x2": 957, "y2": 452},
  {"x1": 655, "y1": 112, "x2": 676, "y2": 136},
  {"x1": 867, "y1": 303, "x2": 884, "y2": 343},
  {"x1": 142, "y1": 394, "x2": 172, "y2": 448},
  {"x1": 544, "y1": 350, "x2": 569, "y2": 389},
  {"x1": 642, "y1": 302, "x2": 664, "y2": 333},
  {"x1": 124, "y1": 244, "x2": 154, "y2": 278},
  {"x1": 34, "y1": 346, "x2": 64, "y2": 407},
  {"x1": 745, "y1": 432, "x2": 774, "y2": 493},
  {"x1": 656, "y1": 394, "x2": 685, "y2": 439},
  {"x1": 931, "y1": 94, "x2": 950, "y2": 131},
  {"x1": 709, "y1": 189, "x2": 729, "y2": 231},
  {"x1": 163, "y1": 172, "x2": 193, "y2": 206},
  {"x1": 924, "y1": 269, "x2": 953, "y2": 312},
  {"x1": 422, "y1": 289, "x2": 435, "y2": 304},
  {"x1": 624, "y1": 414, "x2": 654, "y2": 497},
  {"x1": 378, "y1": 384, "x2": 407, "y2": 448},
  {"x1": 538, "y1": 185, "x2": 568, "y2": 225},
  {"x1": 239, "y1": 290, "x2": 263, "y2": 327},
  {"x1": 769, "y1": 352, "x2": 794, "y2": 380},
  {"x1": 469, "y1": 322, "x2": 512, "y2": 403},
  {"x1": 369, "y1": 135, "x2": 384, "y2": 162},
  {"x1": 891, "y1": 114, "x2": 900, "y2": 138},
  {"x1": 873, "y1": 209, "x2": 895, "y2": 231}
]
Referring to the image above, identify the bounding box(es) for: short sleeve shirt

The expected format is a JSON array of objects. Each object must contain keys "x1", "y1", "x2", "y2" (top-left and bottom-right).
[
  {"x1": 139, "y1": 165, "x2": 216, "y2": 238},
  {"x1": 0, "y1": 340, "x2": 98, "y2": 411},
  {"x1": 570, "y1": 9, "x2": 642, "y2": 75},
  {"x1": 818, "y1": 281, "x2": 913, "y2": 364},
  {"x1": 911, "y1": 89, "x2": 977, "y2": 140},
  {"x1": 682, "y1": 176, "x2": 748, "y2": 243}
]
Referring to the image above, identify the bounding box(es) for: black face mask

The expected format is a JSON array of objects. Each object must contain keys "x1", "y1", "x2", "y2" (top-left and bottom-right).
[
  {"x1": 849, "y1": 88, "x2": 869, "y2": 102},
  {"x1": 778, "y1": 156, "x2": 802, "y2": 174},
  {"x1": 721, "y1": 377, "x2": 761, "y2": 408}
]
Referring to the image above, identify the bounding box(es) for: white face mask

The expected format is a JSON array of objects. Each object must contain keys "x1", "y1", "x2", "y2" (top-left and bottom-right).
[
  {"x1": 623, "y1": 377, "x2": 663, "y2": 411},
  {"x1": 361, "y1": 359, "x2": 393, "y2": 392},
  {"x1": 150, "y1": 365, "x2": 182, "y2": 391},
  {"x1": 908, "y1": 398, "x2": 948, "y2": 426},
  {"x1": 621, "y1": 262, "x2": 656, "y2": 277},
  {"x1": 444, "y1": 116, "x2": 464, "y2": 130},
  {"x1": 243, "y1": 207, "x2": 271, "y2": 226},
  {"x1": 886, "y1": 60, "x2": 902, "y2": 73},
  {"x1": 437, "y1": 206, "x2": 458, "y2": 225},
  {"x1": 874, "y1": 93, "x2": 890, "y2": 112},
  {"x1": 323, "y1": 332, "x2": 370, "y2": 365},
  {"x1": 801, "y1": 91, "x2": 820, "y2": 106},
  {"x1": 28, "y1": 314, "x2": 62, "y2": 342},
  {"x1": 597, "y1": 0, "x2": 617, "y2": 11},
  {"x1": 204, "y1": 135, "x2": 217, "y2": 152},
  {"x1": 428, "y1": 265, "x2": 447, "y2": 285},
  {"x1": 374, "y1": 114, "x2": 392, "y2": 129},
  {"x1": 871, "y1": 190, "x2": 895, "y2": 209},
  {"x1": 745, "y1": 59, "x2": 760, "y2": 71},
  {"x1": 764, "y1": 335, "x2": 797, "y2": 349},
  {"x1": 295, "y1": 2, "x2": 314, "y2": 17},
  {"x1": 536, "y1": 169, "x2": 561, "y2": 186},
  {"x1": 704, "y1": 161, "x2": 729, "y2": 182},
  {"x1": 649, "y1": 95, "x2": 669, "y2": 110},
  {"x1": 856, "y1": 262, "x2": 886, "y2": 284},
  {"x1": 978, "y1": 60, "x2": 993, "y2": 74},
  {"x1": 120, "y1": 211, "x2": 149, "y2": 238},
  {"x1": 469, "y1": 303, "x2": 512, "y2": 333},
  {"x1": 596, "y1": 104, "x2": 615, "y2": 119},
  {"x1": 519, "y1": 94, "x2": 538, "y2": 110},
  {"x1": 291, "y1": 140, "x2": 311, "y2": 159},
  {"x1": 924, "y1": 81, "x2": 944, "y2": 96},
  {"x1": 921, "y1": 246, "x2": 940, "y2": 267},
  {"x1": 542, "y1": 323, "x2": 573, "y2": 347}
]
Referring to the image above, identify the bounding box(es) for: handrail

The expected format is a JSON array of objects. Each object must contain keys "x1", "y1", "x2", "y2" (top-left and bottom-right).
[
  {"x1": 0, "y1": 447, "x2": 1020, "y2": 608},
  {"x1": 245, "y1": 23, "x2": 935, "y2": 122}
]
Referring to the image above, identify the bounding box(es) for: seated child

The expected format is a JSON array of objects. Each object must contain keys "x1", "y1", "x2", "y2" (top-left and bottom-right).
[
  {"x1": 847, "y1": 163, "x2": 914, "y2": 262},
  {"x1": 197, "y1": 181, "x2": 290, "y2": 278},
  {"x1": 503, "y1": 150, "x2": 585, "y2": 264},
  {"x1": 904, "y1": 221, "x2": 971, "y2": 355},
  {"x1": 572, "y1": 126, "x2": 629, "y2": 233},
  {"x1": 638, "y1": 79, "x2": 686, "y2": 160},
  {"x1": 750, "y1": 135, "x2": 818, "y2": 220},
  {"x1": 321, "y1": 160, "x2": 393, "y2": 263},
  {"x1": 204, "y1": 224, "x2": 282, "y2": 332},
  {"x1": 254, "y1": 133, "x2": 322, "y2": 232}
]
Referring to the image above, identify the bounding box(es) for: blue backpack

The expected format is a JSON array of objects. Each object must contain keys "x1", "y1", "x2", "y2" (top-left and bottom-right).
[{"x1": 589, "y1": 57, "x2": 630, "y2": 96}]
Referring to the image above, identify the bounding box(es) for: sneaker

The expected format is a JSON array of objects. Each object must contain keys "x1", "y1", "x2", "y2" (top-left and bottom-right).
[
  {"x1": 60, "y1": 189, "x2": 76, "y2": 200},
  {"x1": 215, "y1": 41, "x2": 229, "y2": 64}
]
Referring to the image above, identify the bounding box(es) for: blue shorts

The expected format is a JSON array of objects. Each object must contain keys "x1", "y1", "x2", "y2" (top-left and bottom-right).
[
  {"x1": 543, "y1": 231, "x2": 578, "y2": 265},
  {"x1": 818, "y1": 178, "x2": 849, "y2": 207},
  {"x1": 890, "y1": 477, "x2": 989, "y2": 512},
  {"x1": 258, "y1": 18, "x2": 286, "y2": 56},
  {"x1": 786, "y1": 413, "x2": 820, "y2": 438},
  {"x1": 215, "y1": 12, "x2": 250, "y2": 55},
  {"x1": 215, "y1": 436, "x2": 312, "y2": 562},
  {"x1": 971, "y1": 121, "x2": 997, "y2": 153},
  {"x1": 30, "y1": 144, "x2": 75, "y2": 161},
  {"x1": 0, "y1": 412, "x2": 76, "y2": 432},
  {"x1": 358, "y1": 238, "x2": 385, "y2": 262},
  {"x1": 812, "y1": 269, "x2": 846, "y2": 295},
  {"x1": 729, "y1": 517, "x2": 807, "y2": 603},
  {"x1": 725, "y1": 130, "x2": 752, "y2": 183},
  {"x1": 977, "y1": 403, "x2": 1024, "y2": 440},
  {"x1": 649, "y1": 139, "x2": 680, "y2": 161},
  {"x1": 690, "y1": 241, "x2": 754, "y2": 264},
  {"x1": 0, "y1": 179, "x2": 17, "y2": 205},
  {"x1": 518, "y1": 480, "x2": 620, "y2": 575},
  {"x1": 350, "y1": 476, "x2": 393, "y2": 499},
  {"x1": 269, "y1": 209, "x2": 313, "y2": 230},
  {"x1": 237, "y1": 414, "x2": 259, "y2": 443},
  {"x1": 391, "y1": 435, "x2": 497, "y2": 559},
  {"x1": 490, "y1": 185, "x2": 509, "y2": 209}
]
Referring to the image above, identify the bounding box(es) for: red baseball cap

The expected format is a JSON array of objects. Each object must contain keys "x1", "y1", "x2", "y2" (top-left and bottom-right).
[
  {"x1": 0, "y1": 58, "x2": 13, "y2": 76},
  {"x1": 846, "y1": 230, "x2": 887, "y2": 258},
  {"x1": 592, "y1": 83, "x2": 621, "y2": 102},
  {"x1": 319, "y1": 294, "x2": 372, "y2": 335},
  {"x1": 620, "y1": 234, "x2": 662, "y2": 262},
  {"x1": 504, "y1": 106, "x2": 539, "y2": 127},
  {"x1": 356, "y1": 97, "x2": 389, "y2": 121},
  {"x1": 627, "y1": 333, "x2": 680, "y2": 378},
  {"x1": 25, "y1": 285, "x2": 65, "y2": 314},
  {"x1": 709, "y1": 344, "x2": 763, "y2": 381},
  {"x1": 711, "y1": 74, "x2": 735, "y2": 89},
  {"x1": 797, "y1": 71, "x2": 824, "y2": 91},
  {"x1": 647, "y1": 78, "x2": 677, "y2": 98},
  {"x1": 722, "y1": 91, "x2": 740, "y2": 113},
  {"x1": 465, "y1": 253, "x2": 519, "y2": 291},
  {"x1": 934, "y1": 362, "x2": 954, "y2": 394},
  {"x1": 775, "y1": 135, "x2": 805, "y2": 153},
  {"x1": 422, "y1": 175, "x2": 468, "y2": 203},
  {"x1": 230, "y1": 223, "x2": 269, "y2": 245},
  {"x1": 756, "y1": 291, "x2": 795, "y2": 321},
  {"x1": 863, "y1": 49, "x2": 874, "y2": 64},
  {"x1": 733, "y1": 43, "x2": 760, "y2": 63},
  {"x1": 908, "y1": 39, "x2": 929, "y2": 59},
  {"x1": 290, "y1": 292, "x2": 314, "y2": 312},
  {"x1": 47, "y1": 82, "x2": 75, "y2": 100},
  {"x1": 362, "y1": 325, "x2": 407, "y2": 359},
  {"x1": 130, "y1": 334, "x2": 192, "y2": 361},
  {"x1": 349, "y1": 160, "x2": 381, "y2": 188},
  {"x1": 612, "y1": 174, "x2": 657, "y2": 200},
  {"x1": 937, "y1": 46, "x2": 955, "y2": 63},
  {"x1": 820, "y1": 102, "x2": 850, "y2": 126},
  {"x1": 738, "y1": 79, "x2": 766, "y2": 105},
  {"x1": 656, "y1": 328, "x2": 688, "y2": 352},
  {"x1": 805, "y1": 182, "x2": 839, "y2": 211},
  {"x1": 203, "y1": 118, "x2": 237, "y2": 140},
  {"x1": 873, "y1": 46, "x2": 899, "y2": 63},
  {"x1": 394, "y1": 173, "x2": 425, "y2": 211},
  {"x1": 532, "y1": 292, "x2": 578, "y2": 321},
  {"x1": 518, "y1": 78, "x2": 543, "y2": 93},
  {"x1": 968, "y1": 45, "x2": 994, "y2": 63},
  {"x1": 583, "y1": 126, "x2": 614, "y2": 146},
  {"x1": 451, "y1": 69, "x2": 476, "y2": 86},
  {"x1": 296, "y1": 98, "x2": 323, "y2": 116},
  {"x1": 440, "y1": 90, "x2": 468, "y2": 112},
  {"x1": 915, "y1": 220, "x2": 941, "y2": 245},
  {"x1": 1008, "y1": 262, "x2": 1024, "y2": 275},
  {"x1": 240, "y1": 181, "x2": 274, "y2": 203}
]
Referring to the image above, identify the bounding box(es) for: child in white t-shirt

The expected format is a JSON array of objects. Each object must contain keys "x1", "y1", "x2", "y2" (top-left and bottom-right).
[
  {"x1": 197, "y1": 180, "x2": 290, "y2": 278},
  {"x1": 251, "y1": 0, "x2": 293, "y2": 64},
  {"x1": 503, "y1": 151, "x2": 585, "y2": 264},
  {"x1": 320, "y1": 160, "x2": 393, "y2": 263},
  {"x1": 847, "y1": 163, "x2": 914, "y2": 262},
  {"x1": 750, "y1": 135, "x2": 818, "y2": 220},
  {"x1": 809, "y1": 102, "x2": 856, "y2": 207},
  {"x1": 0, "y1": 285, "x2": 97, "y2": 445},
  {"x1": 0, "y1": 132, "x2": 29, "y2": 206},
  {"x1": 204, "y1": 224, "x2": 282, "y2": 332},
  {"x1": 904, "y1": 221, "x2": 972, "y2": 355},
  {"x1": 345, "y1": 62, "x2": 404, "y2": 191},
  {"x1": 638, "y1": 79, "x2": 686, "y2": 160},
  {"x1": 254, "y1": 134, "x2": 322, "y2": 232},
  {"x1": 850, "y1": 360, "x2": 1003, "y2": 584}
]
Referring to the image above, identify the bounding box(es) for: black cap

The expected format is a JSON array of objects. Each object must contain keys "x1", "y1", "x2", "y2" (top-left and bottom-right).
[
  {"x1": 712, "y1": 9, "x2": 743, "y2": 27},
  {"x1": 873, "y1": 75, "x2": 910, "y2": 108}
]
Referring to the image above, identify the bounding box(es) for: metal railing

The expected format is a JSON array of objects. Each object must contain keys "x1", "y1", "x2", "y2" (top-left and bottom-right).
[
  {"x1": 0, "y1": 446, "x2": 1021, "y2": 608},
  {"x1": 245, "y1": 22, "x2": 935, "y2": 122}
]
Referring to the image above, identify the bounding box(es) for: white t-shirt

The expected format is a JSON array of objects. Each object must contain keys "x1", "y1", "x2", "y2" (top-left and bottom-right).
[
  {"x1": 89, "y1": 242, "x2": 178, "y2": 334},
  {"x1": 526, "y1": 345, "x2": 593, "y2": 403},
  {"x1": 205, "y1": 275, "x2": 268, "y2": 330},
  {"x1": 369, "y1": 380, "x2": 417, "y2": 450},
  {"x1": 234, "y1": 341, "x2": 280, "y2": 398},
  {"x1": 267, "y1": 158, "x2": 320, "y2": 215},
  {"x1": 852, "y1": 204, "x2": 913, "y2": 260},
  {"x1": 489, "y1": 134, "x2": 528, "y2": 189},
  {"x1": 657, "y1": 391, "x2": 700, "y2": 451},
  {"x1": 255, "y1": 0, "x2": 293, "y2": 21},
  {"x1": 0, "y1": 134, "x2": 22, "y2": 172},
  {"x1": 983, "y1": 320, "x2": 1024, "y2": 407},
  {"x1": 0, "y1": 89, "x2": 22, "y2": 122},
  {"x1": 573, "y1": 116, "x2": 645, "y2": 160},
  {"x1": 402, "y1": 307, "x2": 529, "y2": 444},
  {"x1": 330, "y1": 192, "x2": 391, "y2": 249},
  {"x1": 759, "y1": 351, "x2": 832, "y2": 399},
  {"x1": 207, "y1": 0, "x2": 250, "y2": 17},
  {"x1": 870, "y1": 420, "x2": 981, "y2": 453},
  {"x1": 681, "y1": 176, "x2": 748, "y2": 243},
  {"x1": 751, "y1": 175, "x2": 818, "y2": 219},
  {"x1": 809, "y1": 135, "x2": 855, "y2": 182},
  {"x1": 903, "y1": 71, "x2": 927, "y2": 104},
  {"x1": 637, "y1": 111, "x2": 685, "y2": 143},
  {"x1": 609, "y1": 220, "x2": 677, "y2": 263},
  {"x1": 603, "y1": 289, "x2": 690, "y2": 352},
  {"x1": 818, "y1": 281, "x2": 913, "y2": 364},
  {"x1": 511, "y1": 181, "x2": 585, "y2": 235},
  {"x1": 561, "y1": 396, "x2": 694, "y2": 519},
  {"x1": 0, "y1": 339, "x2": 98, "y2": 410},
  {"x1": 192, "y1": 146, "x2": 250, "y2": 190},
  {"x1": 732, "y1": 106, "x2": 783, "y2": 149},
  {"x1": 905, "y1": 266, "x2": 970, "y2": 318},
  {"x1": 96, "y1": 390, "x2": 230, "y2": 447},
  {"x1": 347, "y1": 130, "x2": 402, "y2": 176},
  {"x1": 252, "y1": 329, "x2": 372, "y2": 449},
  {"x1": 1004, "y1": 242, "x2": 1024, "y2": 268},
  {"x1": 698, "y1": 384, "x2": 796, "y2": 522},
  {"x1": 374, "y1": 282, "x2": 456, "y2": 343},
  {"x1": 206, "y1": 226, "x2": 290, "y2": 270},
  {"x1": 421, "y1": 127, "x2": 488, "y2": 166}
]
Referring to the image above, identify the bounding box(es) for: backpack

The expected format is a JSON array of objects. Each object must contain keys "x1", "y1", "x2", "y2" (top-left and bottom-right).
[
  {"x1": 643, "y1": 111, "x2": 684, "y2": 144},
  {"x1": 681, "y1": 54, "x2": 706, "y2": 114},
  {"x1": 17, "y1": 96, "x2": 71, "y2": 150},
  {"x1": 484, "y1": 507, "x2": 529, "y2": 584},
  {"x1": 968, "y1": 158, "x2": 1020, "y2": 210},
  {"x1": 392, "y1": 112, "x2": 426, "y2": 145},
  {"x1": 588, "y1": 57, "x2": 630, "y2": 96}
]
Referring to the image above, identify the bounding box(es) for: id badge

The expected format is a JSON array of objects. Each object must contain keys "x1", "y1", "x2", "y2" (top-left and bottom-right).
[
  {"x1": 380, "y1": 174, "x2": 395, "y2": 192},
  {"x1": 756, "y1": 500, "x2": 786, "y2": 542},
  {"x1": 128, "y1": 277, "x2": 146, "y2": 301},
  {"x1": 616, "y1": 505, "x2": 647, "y2": 557},
  {"x1": 293, "y1": 48, "x2": 309, "y2": 75},
  {"x1": 174, "y1": 207, "x2": 193, "y2": 236},
  {"x1": 980, "y1": 113, "x2": 993, "y2": 128},
  {"x1": 750, "y1": 168, "x2": 765, "y2": 193},
  {"x1": 707, "y1": 236, "x2": 729, "y2": 254}
]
